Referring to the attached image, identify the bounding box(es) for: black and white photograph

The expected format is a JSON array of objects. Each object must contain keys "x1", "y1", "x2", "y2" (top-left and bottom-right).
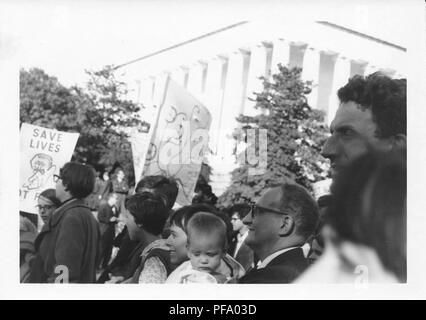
[{"x1": 0, "y1": 0, "x2": 425, "y2": 300}]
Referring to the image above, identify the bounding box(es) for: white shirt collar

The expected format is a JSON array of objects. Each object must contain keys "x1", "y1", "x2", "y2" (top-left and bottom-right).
[
  {"x1": 257, "y1": 246, "x2": 299, "y2": 269},
  {"x1": 238, "y1": 230, "x2": 249, "y2": 243},
  {"x1": 233, "y1": 230, "x2": 249, "y2": 258}
]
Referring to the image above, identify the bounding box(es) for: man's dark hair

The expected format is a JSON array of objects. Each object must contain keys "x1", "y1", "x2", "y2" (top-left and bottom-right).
[
  {"x1": 60, "y1": 162, "x2": 95, "y2": 199},
  {"x1": 337, "y1": 72, "x2": 406, "y2": 138},
  {"x1": 187, "y1": 212, "x2": 228, "y2": 251},
  {"x1": 124, "y1": 192, "x2": 169, "y2": 236},
  {"x1": 327, "y1": 149, "x2": 406, "y2": 282},
  {"x1": 275, "y1": 183, "x2": 319, "y2": 241},
  {"x1": 135, "y1": 175, "x2": 178, "y2": 209},
  {"x1": 227, "y1": 203, "x2": 251, "y2": 220}
]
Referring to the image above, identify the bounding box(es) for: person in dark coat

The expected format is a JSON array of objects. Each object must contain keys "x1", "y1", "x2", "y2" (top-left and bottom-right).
[
  {"x1": 29, "y1": 162, "x2": 100, "y2": 283},
  {"x1": 97, "y1": 193, "x2": 119, "y2": 269},
  {"x1": 239, "y1": 183, "x2": 319, "y2": 284},
  {"x1": 86, "y1": 170, "x2": 106, "y2": 211},
  {"x1": 102, "y1": 168, "x2": 129, "y2": 214},
  {"x1": 227, "y1": 203, "x2": 256, "y2": 272}
]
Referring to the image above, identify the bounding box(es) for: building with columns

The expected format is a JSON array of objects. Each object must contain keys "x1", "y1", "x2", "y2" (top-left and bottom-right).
[{"x1": 118, "y1": 19, "x2": 406, "y2": 196}]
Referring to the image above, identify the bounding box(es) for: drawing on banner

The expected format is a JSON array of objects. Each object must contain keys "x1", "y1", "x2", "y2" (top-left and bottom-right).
[
  {"x1": 142, "y1": 79, "x2": 211, "y2": 206},
  {"x1": 20, "y1": 123, "x2": 79, "y2": 214},
  {"x1": 22, "y1": 153, "x2": 56, "y2": 190}
]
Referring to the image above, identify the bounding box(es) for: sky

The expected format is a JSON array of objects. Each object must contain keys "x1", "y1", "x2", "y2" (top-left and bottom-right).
[{"x1": 0, "y1": 0, "x2": 419, "y2": 87}]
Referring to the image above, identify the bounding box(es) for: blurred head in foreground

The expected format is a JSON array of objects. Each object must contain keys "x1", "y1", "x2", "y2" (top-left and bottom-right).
[{"x1": 298, "y1": 148, "x2": 406, "y2": 283}]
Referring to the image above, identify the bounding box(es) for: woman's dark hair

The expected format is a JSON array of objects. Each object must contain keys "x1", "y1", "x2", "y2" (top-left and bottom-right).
[
  {"x1": 327, "y1": 148, "x2": 406, "y2": 281},
  {"x1": 169, "y1": 203, "x2": 217, "y2": 232},
  {"x1": 169, "y1": 203, "x2": 233, "y2": 245},
  {"x1": 135, "y1": 175, "x2": 179, "y2": 209},
  {"x1": 39, "y1": 188, "x2": 61, "y2": 207},
  {"x1": 125, "y1": 192, "x2": 169, "y2": 236},
  {"x1": 60, "y1": 162, "x2": 95, "y2": 199}
]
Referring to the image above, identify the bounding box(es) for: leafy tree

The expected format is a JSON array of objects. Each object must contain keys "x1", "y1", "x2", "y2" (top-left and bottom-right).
[
  {"x1": 20, "y1": 66, "x2": 147, "y2": 185},
  {"x1": 81, "y1": 65, "x2": 146, "y2": 184},
  {"x1": 20, "y1": 68, "x2": 81, "y2": 131},
  {"x1": 217, "y1": 65, "x2": 330, "y2": 207}
]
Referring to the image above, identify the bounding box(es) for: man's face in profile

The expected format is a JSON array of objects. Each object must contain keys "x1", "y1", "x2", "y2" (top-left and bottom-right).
[
  {"x1": 321, "y1": 101, "x2": 392, "y2": 179},
  {"x1": 243, "y1": 187, "x2": 283, "y2": 250}
]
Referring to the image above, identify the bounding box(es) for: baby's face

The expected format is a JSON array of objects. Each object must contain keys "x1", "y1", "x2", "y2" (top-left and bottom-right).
[{"x1": 187, "y1": 233, "x2": 225, "y2": 274}]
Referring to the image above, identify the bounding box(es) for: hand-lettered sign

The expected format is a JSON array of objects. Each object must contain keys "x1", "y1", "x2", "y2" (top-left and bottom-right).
[{"x1": 20, "y1": 123, "x2": 79, "y2": 214}]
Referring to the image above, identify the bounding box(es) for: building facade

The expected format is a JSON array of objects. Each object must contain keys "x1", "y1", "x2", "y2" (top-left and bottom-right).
[{"x1": 119, "y1": 20, "x2": 406, "y2": 196}]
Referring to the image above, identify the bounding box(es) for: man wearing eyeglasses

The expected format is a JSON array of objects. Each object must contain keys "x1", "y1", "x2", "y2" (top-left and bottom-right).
[{"x1": 238, "y1": 183, "x2": 319, "y2": 284}]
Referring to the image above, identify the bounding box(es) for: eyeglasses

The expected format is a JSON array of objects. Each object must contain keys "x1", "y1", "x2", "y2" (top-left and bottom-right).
[
  {"x1": 36, "y1": 204, "x2": 55, "y2": 211},
  {"x1": 53, "y1": 174, "x2": 62, "y2": 183},
  {"x1": 250, "y1": 204, "x2": 287, "y2": 217}
]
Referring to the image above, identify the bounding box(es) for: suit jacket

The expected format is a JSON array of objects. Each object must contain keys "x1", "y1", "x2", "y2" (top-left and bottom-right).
[
  {"x1": 234, "y1": 242, "x2": 255, "y2": 272},
  {"x1": 239, "y1": 247, "x2": 309, "y2": 284},
  {"x1": 29, "y1": 198, "x2": 100, "y2": 283}
]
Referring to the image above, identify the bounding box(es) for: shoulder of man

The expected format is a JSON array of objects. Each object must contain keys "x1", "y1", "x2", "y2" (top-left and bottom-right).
[{"x1": 239, "y1": 264, "x2": 302, "y2": 284}]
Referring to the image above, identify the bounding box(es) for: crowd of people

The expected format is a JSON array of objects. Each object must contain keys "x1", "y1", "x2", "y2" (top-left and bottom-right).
[{"x1": 19, "y1": 72, "x2": 406, "y2": 284}]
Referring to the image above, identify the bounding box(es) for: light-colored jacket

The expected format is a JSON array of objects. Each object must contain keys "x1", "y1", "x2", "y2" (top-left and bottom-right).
[{"x1": 166, "y1": 254, "x2": 245, "y2": 283}]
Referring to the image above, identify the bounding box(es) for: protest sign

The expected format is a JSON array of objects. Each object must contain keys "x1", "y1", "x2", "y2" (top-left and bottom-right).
[
  {"x1": 19, "y1": 123, "x2": 79, "y2": 214},
  {"x1": 142, "y1": 78, "x2": 212, "y2": 206}
]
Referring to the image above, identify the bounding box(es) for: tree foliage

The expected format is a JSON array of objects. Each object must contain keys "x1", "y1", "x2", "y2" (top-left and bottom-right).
[
  {"x1": 20, "y1": 66, "x2": 147, "y2": 185},
  {"x1": 217, "y1": 65, "x2": 330, "y2": 207}
]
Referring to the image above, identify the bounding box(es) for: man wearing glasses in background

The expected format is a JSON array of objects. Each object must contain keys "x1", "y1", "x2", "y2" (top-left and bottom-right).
[{"x1": 239, "y1": 183, "x2": 319, "y2": 284}]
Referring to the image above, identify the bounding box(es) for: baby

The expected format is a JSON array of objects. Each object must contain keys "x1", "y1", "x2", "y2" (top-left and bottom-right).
[{"x1": 167, "y1": 211, "x2": 242, "y2": 283}]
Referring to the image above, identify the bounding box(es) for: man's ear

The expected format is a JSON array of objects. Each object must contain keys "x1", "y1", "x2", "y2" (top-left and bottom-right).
[
  {"x1": 390, "y1": 134, "x2": 406, "y2": 150},
  {"x1": 278, "y1": 215, "x2": 295, "y2": 237}
]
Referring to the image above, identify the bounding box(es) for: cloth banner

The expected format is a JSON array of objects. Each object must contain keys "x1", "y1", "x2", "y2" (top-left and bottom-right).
[
  {"x1": 142, "y1": 78, "x2": 212, "y2": 206},
  {"x1": 19, "y1": 123, "x2": 79, "y2": 214},
  {"x1": 130, "y1": 130, "x2": 153, "y2": 184}
]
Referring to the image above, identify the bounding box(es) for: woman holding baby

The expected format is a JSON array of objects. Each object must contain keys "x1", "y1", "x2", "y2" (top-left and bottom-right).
[{"x1": 165, "y1": 204, "x2": 245, "y2": 283}]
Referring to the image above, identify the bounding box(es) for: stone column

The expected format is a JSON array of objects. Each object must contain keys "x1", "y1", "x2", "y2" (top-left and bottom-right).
[
  {"x1": 263, "y1": 41, "x2": 274, "y2": 81},
  {"x1": 204, "y1": 57, "x2": 225, "y2": 156},
  {"x1": 152, "y1": 72, "x2": 170, "y2": 109},
  {"x1": 270, "y1": 38, "x2": 291, "y2": 76},
  {"x1": 181, "y1": 66, "x2": 189, "y2": 89},
  {"x1": 205, "y1": 54, "x2": 238, "y2": 196},
  {"x1": 327, "y1": 55, "x2": 352, "y2": 125},
  {"x1": 149, "y1": 76, "x2": 156, "y2": 103},
  {"x1": 187, "y1": 62, "x2": 203, "y2": 97},
  {"x1": 239, "y1": 48, "x2": 251, "y2": 115},
  {"x1": 139, "y1": 77, "x2": 154, "y2": 107},
  {"x1": 301, "y1": 46, "x2": 321, "y2": 109},
  {"x1": 289, "y1": 42, "x2": 307, "y2": 69},
  {"x1": 170, "y1": 67, "x2": 187, "y2": 87},
  {"x1": 350, "y1": 60, "x2": 368, "y2": 78},
  {"x1": 244, "y1": 43, "x2": 269, "y2": 117}
]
